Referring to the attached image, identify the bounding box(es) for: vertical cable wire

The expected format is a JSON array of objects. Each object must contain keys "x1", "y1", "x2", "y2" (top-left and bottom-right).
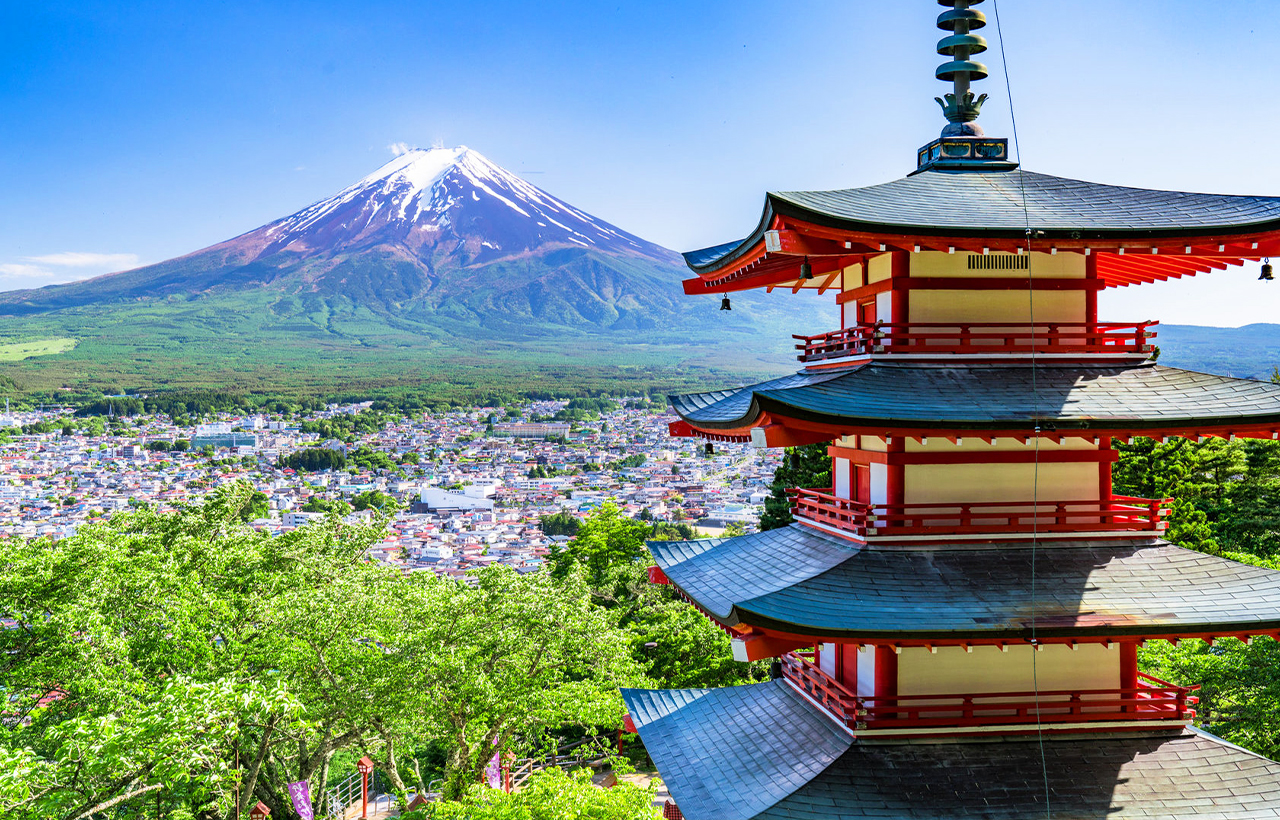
[{"x1": 992, "y1": 1, "x2": 1051, "y2": 816}]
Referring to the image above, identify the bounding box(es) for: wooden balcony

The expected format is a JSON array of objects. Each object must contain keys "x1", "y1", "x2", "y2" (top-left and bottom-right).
[
  {"x1": 780, "y1": 652, "x2": 1197, "y2": 734},
  {"x1": 789, "y1": 488, "x2": 1169, "y2": 538},
  {"x1": 794, "y1": 321, "x2": 1157, "y2": 362}
]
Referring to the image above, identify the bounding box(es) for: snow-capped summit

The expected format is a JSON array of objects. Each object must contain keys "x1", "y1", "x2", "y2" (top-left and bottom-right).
[{"x1": 254, "y1": 146, "x2": 669, "y2": 264}]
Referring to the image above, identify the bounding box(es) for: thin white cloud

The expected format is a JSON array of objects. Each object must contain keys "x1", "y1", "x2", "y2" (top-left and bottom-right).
[
  {"x1": 388, "y1": 141, "x2": 416, "y2": 157},
  {"x1": 0, "y1": 251, "x2": 141, "y2": 292},
  {"x1": 25, "y1": 252, "x2": 139, "y2": 269},
  {"x1": 0, "y1": 263, "x2": 46, "y2": 279}
]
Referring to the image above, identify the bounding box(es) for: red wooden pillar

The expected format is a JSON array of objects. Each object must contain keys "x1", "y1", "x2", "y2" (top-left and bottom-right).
[
  {"x1": 874, "y1": 645, "x2": 898, "y2": 720},
  {"x1": 1120, "y1": 641, "x2": 1138, "y2": 713},
  {"x1": 1098, "y1": 436, "x2": 1113, "y2": 505},
  {"x1": 838, "y1": 643, "x2": 859, "y2": 690},
  {"x1": 886, "y1": 437, "x2": 906, "y2": 508}
]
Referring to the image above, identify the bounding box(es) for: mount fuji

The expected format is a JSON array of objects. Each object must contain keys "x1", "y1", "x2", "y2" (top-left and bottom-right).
[
  {"x1": 0, "y1": 147, "x2": 834, "y2": 398},
  {"x1": 0, "y1": 147, "x2": 695, "y2": 332}
]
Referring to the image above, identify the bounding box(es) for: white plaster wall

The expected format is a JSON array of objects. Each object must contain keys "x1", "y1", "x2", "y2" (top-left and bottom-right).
[
  {"x1": 820, "y1": 643, "x2": 837, "y2": 678},
  {"x1": 869, "y1": 463, "x2": 888, "y2": 505},
  {"x1": 834, "y1": 458, "x2": 851, "y2": 499},
  {"x1": 875, "y1": 290, "x2": 893, "y2": 324},
  {"x1": 857, "y1": 646, "x2": 876, "y2": 698}
]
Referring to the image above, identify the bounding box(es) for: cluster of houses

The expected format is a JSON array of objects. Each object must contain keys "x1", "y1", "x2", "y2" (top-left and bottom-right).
[{"x1": 0, "y1": 399, "x2": 781, "y2": 576}]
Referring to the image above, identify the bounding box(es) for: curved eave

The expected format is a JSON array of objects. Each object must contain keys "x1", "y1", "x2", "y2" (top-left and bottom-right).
[
  {"x1": 670, "y1": 364, "x2": 1280, "y2": 436},
  {"x1": 751, "y1": 392, "x2": 1280, "y2": 436},
  {"x1": 663, "y1": 577, "x2": 1280, "y2": 643},
  {"x1": 682, "y1": 172, "x2": 1280, "y2": 292},
  {"x1": 725, "y1": 602, "x2": 1280, "y2": 643},
  {"x1": 765, "y1": 190, "x2": 1280, "y2": 244},
  {"x1": 650, "y1": 528, "x2": 1280, "y2": 644}
]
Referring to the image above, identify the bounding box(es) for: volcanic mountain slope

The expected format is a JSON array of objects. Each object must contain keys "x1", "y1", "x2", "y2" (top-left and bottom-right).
[
  {"x1": 0, "y1": 147, "x2": 835, "y2": 396},
  {"x1": 0, "y1": 147, "x2": 710, "y2": 335}
]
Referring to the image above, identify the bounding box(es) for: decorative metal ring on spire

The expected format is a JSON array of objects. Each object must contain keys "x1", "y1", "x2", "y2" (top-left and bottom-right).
[
  {"x1": 934, "y1": 0, "x2": 989, "y2": 136},
  {"x1": 915, "y1": 0, "x2": 1013, "y2": 171}
]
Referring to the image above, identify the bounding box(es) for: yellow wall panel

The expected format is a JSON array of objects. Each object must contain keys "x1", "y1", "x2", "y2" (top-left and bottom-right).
[
  {"x1": 904, "y1": 462, "x2": 1100, "y2": 504},
  {"x1": 910, "y1": 251, "x2": 1085, "y2": 279},
  {"x1": 909, "y1": 289, "x2": 1085, "y2": 324},
  {"x1": 897, "y1": 644, "x2": 1119, "y2": 696}
]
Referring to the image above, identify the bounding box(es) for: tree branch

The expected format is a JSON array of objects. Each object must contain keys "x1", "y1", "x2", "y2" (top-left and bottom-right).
[{"x1": 66, "y1": 782, "x2": 162, "y2": 820}]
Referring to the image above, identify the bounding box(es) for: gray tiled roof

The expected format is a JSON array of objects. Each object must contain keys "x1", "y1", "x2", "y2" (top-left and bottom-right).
[
  {"x1": 649, "y1": 527, "x2": 1280, "y2": 640},
  {"x1": 621, "y1": 681, "x2": 853, "y2": 820},
  {"x1": 761, "y1": 728, "x2": 1280, "y2": 819},
  {"x1": 671, "y1": 363, "x2": 1280, "y2": 432},
  {"x1": 625, "y1": 680, "x2": 1280, "y2": 819},
  {"x1": 684, "y1": 169, "x2": 1280, "y2": 273}
]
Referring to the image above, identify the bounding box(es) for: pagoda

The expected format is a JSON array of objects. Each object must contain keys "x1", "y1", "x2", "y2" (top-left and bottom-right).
[{"x1": 621, "y1": 3, "x2": 1280, "y2": 818}]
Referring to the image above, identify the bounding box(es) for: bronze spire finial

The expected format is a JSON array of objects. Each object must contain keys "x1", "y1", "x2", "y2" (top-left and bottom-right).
[{"x1": 934, "y1": 0, "x2": 990, "y2": 136}]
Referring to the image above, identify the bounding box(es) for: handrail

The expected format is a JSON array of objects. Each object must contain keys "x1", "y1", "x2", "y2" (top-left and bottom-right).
[
  {"x1": 780, "y1": 652, "x2": 1195, "y2": 732},
  {"x1": 794, "y1": 321, "x2": 1157, "y2": 362},
  {"x1": 789, "y1": 488, "x2": 1169, "y2": 537}
]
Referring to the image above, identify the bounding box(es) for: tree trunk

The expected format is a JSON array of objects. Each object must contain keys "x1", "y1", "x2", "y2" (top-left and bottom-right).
[
  {"x1": 234, "y1": 718, "x2": 277, "y2": 820},
  {"x1": 379, "y1": 734, "x2": 408, "y2": 797},
  {"x1": 441, "y1": 743, "x2": 475, "y2": 802}
]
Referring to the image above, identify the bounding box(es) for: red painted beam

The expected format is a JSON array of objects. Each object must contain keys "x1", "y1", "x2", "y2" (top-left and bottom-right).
[{"x1": 764, "y1": 229, "x2": 852, "y2": 257}]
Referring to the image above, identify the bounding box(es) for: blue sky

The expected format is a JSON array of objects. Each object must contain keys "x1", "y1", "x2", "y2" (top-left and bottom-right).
[{"x1": 3, "y1": 0, "x2": 1280, "y2": 325}]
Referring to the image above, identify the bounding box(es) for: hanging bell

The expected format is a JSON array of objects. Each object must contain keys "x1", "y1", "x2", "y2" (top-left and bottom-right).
[
  {"x1": 720, "y1": 296, "x2": 732, "y2": 310},
  {"x1": 1261, "y1": 259, "x2": 1274, "y2": 281},
  {"x1": 800, "y1": 256, "x2": 814, "y2": 280},
  {"x1": 705, "y1": 442, "x2": 714, "y2": 456}
]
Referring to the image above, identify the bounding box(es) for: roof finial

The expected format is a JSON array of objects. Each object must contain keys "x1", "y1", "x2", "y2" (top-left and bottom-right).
[{"x1": 934, "y1": 0, "x2": 989, "y2": 137}]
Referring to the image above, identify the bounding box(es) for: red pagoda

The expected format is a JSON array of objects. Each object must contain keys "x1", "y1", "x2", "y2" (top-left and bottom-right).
[{"x1": 622, "y1": 3, "x2": 1280, "y2": 817}]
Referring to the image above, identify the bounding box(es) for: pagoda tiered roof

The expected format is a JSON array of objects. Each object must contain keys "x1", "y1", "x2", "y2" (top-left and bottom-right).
[
  {"x1": 622, "y1": 680, "x2": 1280, "y2": 820},
  {"x1": 669, "y1": 362, "x2": 1280, "y2": 437},
  {"x1": 683, "y1": 168, "x2": 1280, "y2": 292},
  {"x1": 649, "y1": 527, "x2": 1280, "y2": 643}
]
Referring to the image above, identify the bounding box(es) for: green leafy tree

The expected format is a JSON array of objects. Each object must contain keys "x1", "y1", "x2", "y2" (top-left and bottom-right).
[
  {"x1": 240, "y1": 489, "x2": 270, "y2": 521},
  {"x1": 387, "y1": 567, "x2": 640, "y2": 800},
  {"x1": 549, "y1": 505, "x2": 759, "y2": 693},
  {"x1": 412, "y1": 768, "x2": 655, "y2": 820},
  {"x1": 1115, "y1": 437, "x2": 1280, "y2": 758},
  {"x1": 649, "y1": 522, "x2": 697, "y2": 541},
  {"x1": 539, "y1": 510, "x2": 581, "y2": 538},
  {"x1": 0, "y1": 484, "x2": 641, "y2": 815},
  {"x1": 301, "y1": 496, "x2": 354, "y2": 515},
  {"x1": 351, "y1": 489, "x2": 400, "y2": 512},
  {"x1": 759, "y1": 443, "x2": 832, "y2": 531},
  {"x1": 547, "y1": 503, "x2": 649, "y2": 590},
  {"x1": 280, "y1": 447, "x2": 347, "y2": 472}
]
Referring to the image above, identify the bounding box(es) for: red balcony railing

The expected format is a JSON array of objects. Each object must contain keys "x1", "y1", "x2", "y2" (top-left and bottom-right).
[
  {"x1": 781, "y1": 653, "x2": 1197, "y2": 733},
  {"x1": 794, "y1": 321, "x2": 1157, "y2": 362},
  {"x1": 789, "y1": 488, "x2": 1169, "y2": 538}
]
